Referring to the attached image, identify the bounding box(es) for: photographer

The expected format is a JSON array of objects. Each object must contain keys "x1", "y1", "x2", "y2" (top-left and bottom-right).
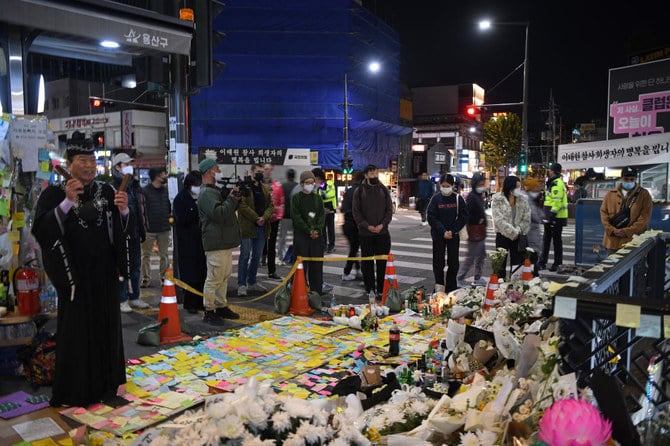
[
  {"x1": 197, "y1": 159, "x2": 242, "y2": 326},
  {"x1": 600, "y1": 166, "x2": 652, "y2": 252}
]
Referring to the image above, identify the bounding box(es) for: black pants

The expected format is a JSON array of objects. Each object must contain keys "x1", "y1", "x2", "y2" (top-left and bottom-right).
[
  {"x1": 324, "y1": 210, "x2": 335, "y2": 250},
  {"x1": 432, "y1": 234, "x2": 460, "y2": 292},
  {"x1": 359, "y1": 233, "x2": 391, "y2": 295},
  {"x1": 539, "y1": 222, "x2": 564, "y2": 266},
  {"x1": 342, "y1": 219, "x2": 360, "y2": 275},
  {"x1": 495, "y1": 233, "x2": 523, "y2": 279},
  {"x1": 293, "y1": 232, "x2": 324, "y2": 294},
  {"x1": 264, "y1": 220, "x2": 280, "y2": 274},
  {"x1": 417, "y1": 198, "x2": 429, "y2": 222}
]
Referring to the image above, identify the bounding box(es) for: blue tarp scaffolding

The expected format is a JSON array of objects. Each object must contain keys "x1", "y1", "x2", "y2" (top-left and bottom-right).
[{"x1": 190, "y1": 0, "x2": 411, "y2": 170}]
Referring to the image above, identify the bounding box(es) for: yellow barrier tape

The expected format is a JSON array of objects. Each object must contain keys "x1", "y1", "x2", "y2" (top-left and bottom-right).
[{"x1": 164, "y1": 254, "x2": 390, "y2": 303}]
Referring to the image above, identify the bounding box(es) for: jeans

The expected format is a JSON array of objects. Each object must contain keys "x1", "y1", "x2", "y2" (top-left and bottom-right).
[
  {"x1": 458, "y1": 239, "x2": 486, "y2": 281},
  {"x1": 432, "y1": 234, "x2": 460, "y2": 292},
  {"x1": 277, "y1": 218, "x2": 293, "y2": 261},
  {"x1": 238, "y1": 226, "x2": 266, "y2": 287},
  {"x1": 120, "y1": 238, "x2": 141, "y2": 302},
  {"x1": 342, "y1": 219, "x2": 360, "y2": 275},
  {"x1": 359, "y1": 233, "x2": 391, "y2": 295},
  {"x1": 203, "y1": 248, "x2": 233, "y2": 310},
  {"x1": 141, "y1": 231, "x2": 170, "y2": 282}
]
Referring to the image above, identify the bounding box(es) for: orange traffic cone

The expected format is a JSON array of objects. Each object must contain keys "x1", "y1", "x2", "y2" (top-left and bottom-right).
[
  {"x1": 381, "y1": 252, "x2": 398, "y2": 305},
  {"x1": 157, "y1": 269, "x2": 192, "y2": 345},
  {"x1": 288, "y1": 257, "x2": 314, "y2": 316},
  {"x1": 521, "y1": 258, "x2": 533, "y2": 283},
  {"x1": 483, "y1": 273, "x2": 499, "y2": 311}
]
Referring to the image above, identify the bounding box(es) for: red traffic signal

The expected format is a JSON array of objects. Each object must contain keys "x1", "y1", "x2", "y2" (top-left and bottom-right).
[
  {"x1": 466, "y1": 105, "x2": 479, "y2": 117},
  {"x1": 91, "y1": 98, "x2": 102, "y2": 107},
  {"x1": 90, "y1": 98, "x2": 116, "y2": 108}
]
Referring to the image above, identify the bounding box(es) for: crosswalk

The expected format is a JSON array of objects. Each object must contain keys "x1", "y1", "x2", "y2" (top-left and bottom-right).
[{"x1": 149, "y1": 210, "x2": 575, "y2": 299}]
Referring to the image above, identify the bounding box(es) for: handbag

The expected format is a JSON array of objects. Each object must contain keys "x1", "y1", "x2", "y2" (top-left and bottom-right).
[
  {"x1": 466, "y1": 223, "x2": 487, "y2": 242},
  {"x1": 456, "y1": 195, "x2": 468, "y2": 240},
  {"x1": 608, "y1": 187, "x2": 641, "y2": 229},
  {"x1": 274, "y1": 282, "x2": 291, "y2": 314}
]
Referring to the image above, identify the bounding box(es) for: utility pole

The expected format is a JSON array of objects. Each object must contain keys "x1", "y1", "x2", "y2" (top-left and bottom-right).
[{"x1": 541, "y1": 91, "x2": 559, "y2": 164}]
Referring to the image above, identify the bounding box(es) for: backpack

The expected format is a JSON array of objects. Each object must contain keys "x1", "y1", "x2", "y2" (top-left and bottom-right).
[{"x1": 18, "y1": 331, "x2": 56, "y2": 387}]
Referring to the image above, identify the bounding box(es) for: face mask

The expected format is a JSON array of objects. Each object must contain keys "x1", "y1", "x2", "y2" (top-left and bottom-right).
[
  {"x1": 121, "y1": 165, "x2": 134, "y2": 176},
  {"x1": 190, "y1": 186, "x2": 201, "y2": 195},
  {"x1": 440, "y1": 186, "x2": 452, "y2": 195},
  {"x1": 254, "y1": 172, "x2": 264, "y2": 182},
  {"x1": 621, "y1": 181, "x2": 635, "y2": 190},
  {"x1": 528, "y1": 191, "x2": 539, "y2": 199},
  {"x1": 475, "y1": 187, "x2": 486, "y2": 194},
  {"x1": 303, "y1": 184, "x2": 315, "y2": 193},
  {"x1": 368, "y1": 177, "x2": 380, "y2": 185},
  {"x1": 512, "y1": 188, "x2": 524, "y2": 197},
  {"x1": 214, "y1": 172, "x2": 224, "y2": 182}
]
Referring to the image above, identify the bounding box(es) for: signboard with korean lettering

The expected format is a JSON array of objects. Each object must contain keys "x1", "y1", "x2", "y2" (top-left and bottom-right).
[
  {"x1": 434, "y1": 152, "x2": 446, "y2": 163},
  {"x1": 122, "y1": 110, "x2": 132, "y2": 150},
  {"x1": 608, "y1": 58, "x2": 670, "y2": 139},
  {"x1": 10, "y1": 117, "x2": 48, "y2": 172},
  {"x1": 557, "y1": 132, "x2": 670, "y2": 169},
  {"x1": 198, "y1": 147, "x2": 311, "y2": 166}
]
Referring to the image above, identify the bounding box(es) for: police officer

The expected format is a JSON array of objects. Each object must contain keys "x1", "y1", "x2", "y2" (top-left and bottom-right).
[{"x1": 538, "y1": 163, "x2": 568, "y2": 272}]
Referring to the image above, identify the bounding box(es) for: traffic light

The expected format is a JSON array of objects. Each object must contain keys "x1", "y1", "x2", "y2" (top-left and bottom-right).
[
  {"x1": 190, "y1": 0, "x2": 226, "y2": 89},
  {"x1": 519, "y1": 152, "x2": 527, "y2": 174},
  {"x1": 92, "y1": 132, "x2": 105, "y2": 148},
  {"x1": 90, "y1": 97, "x2": 115, "y2": 108},
  {"x1": 341, "y1": 157, "x2": 353, "y2": 174},
  {"x1": 465, "y1": 105, "x2": 480, "y2": 119}
]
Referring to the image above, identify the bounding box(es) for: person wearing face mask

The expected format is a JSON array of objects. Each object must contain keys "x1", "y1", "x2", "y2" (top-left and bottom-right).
[
  {"x1": 291, "y1": 170, "x2": 326, "y2": 294},
  {"x1": 111, "y1": 153, "x2": 150, "y2": 313},
  {"x1": 538, "y1": 163, "x2": 568, "y2": 272},
  {"x1": 491, "y1": 175, "x2": 531, "y2": 279},
  {"x1": 457, "y1": 173, "x2": 487, "y2": 287},
  {"x1": 426, "y1": 174, "x2": 468, "y2": 293},
  {"x1": 600, "y1": 166, "x2": 652, "y2": 252},
  {"x1": 524, "y1": 177, "x2": 544, "y2": 275},
  {"x1": 141, "y1": 166, "x2": 172, "y2": 287},
  {"x1": 173, "y1": 170, "x2": 206, "y2": 313},
  {"x1": 237, "y1": 163, "x2": 274, "y2": 296},
  {"x1": 352, "y1": 164, "x2": 394, "y2": 299},
  {"x1": 197, "y1": 159, "x2": 242, "y2": 326}
]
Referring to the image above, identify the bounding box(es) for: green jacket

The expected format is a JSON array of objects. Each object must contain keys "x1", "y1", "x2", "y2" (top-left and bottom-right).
[
  {"x1": 291, "y1": 190, "x2": 325, "y2": 236},
  {"x1": 238, "y1": 183, "x2": 274, "y2": 239},
  {"x1": 197, "y1": 185, "x2": 241, "y2": 251},
  {"x1": 543, "y1": 176, "x2": 568, "y2": 219}
]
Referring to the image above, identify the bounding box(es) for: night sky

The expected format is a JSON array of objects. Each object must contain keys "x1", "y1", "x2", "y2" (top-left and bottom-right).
[{"x1": 363, "y1": 0, "x2": 670, "y2": 133}]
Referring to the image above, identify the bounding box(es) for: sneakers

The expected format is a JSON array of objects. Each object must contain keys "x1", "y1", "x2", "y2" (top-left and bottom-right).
[
  {"x1": 129, "y1": 299, "x2": 150, "y2": 309},
  {"x1": 434, "y1": 284, "x2": 445, "y2": 293},
  {"x1": 456, "y1": 280, "x2": 470, "y2": 289},
  {"x1": 421, "y1": 221, "x2": 428, "y2": 226},
  {"x1": 248, "y1": 283, "x2": 267, "y2": 292},
  {"x1": 238, "y1": 285, "x2": 247, "y2": 297},
  {"x1": 549, "y1": 264, "x2": 561, "y2": 272},
  {"x1": 203, "y1": 310, "x2": 226, "y2": 326},
  {"x1": 473, "y1": 278, "x2": 488, "y2": 286},
  {"x1": 322, "y1": 282, "x2": 334, "y2": 293},
  {"x1": 326, "y1": 247, "x2": 335, "y2": 254},
  {"x1": 140, "y1": 279, "x2": 151, "y2": 288},
  {"x1": 216, "y1": 306, "x2": 240, "y2": 320},
  {"x1": 120, "y1": 301, "x2": 133, "y2": 313},
  {"x1": 267, "y1": 273, "x2": 282, "y2": 280},
  {"x1": 342, "y1": 272, "x2": 356, "y2": 281}
]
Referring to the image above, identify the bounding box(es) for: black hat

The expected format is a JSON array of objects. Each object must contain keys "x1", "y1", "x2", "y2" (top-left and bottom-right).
[
  {"x1": 65, "y1": 131, "x2": 95, "y2": 158},
  {"x1": 550, "y1": 163, "x2": 562, "y2": 174},
  {"x1": 621, "y1": 166, "x2": 638, "y2": 178}
]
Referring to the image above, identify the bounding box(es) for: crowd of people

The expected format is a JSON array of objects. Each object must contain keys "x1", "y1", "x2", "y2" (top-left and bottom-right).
[{"x1": 31, "y1": 133, "x2": 653, "y2": 408}]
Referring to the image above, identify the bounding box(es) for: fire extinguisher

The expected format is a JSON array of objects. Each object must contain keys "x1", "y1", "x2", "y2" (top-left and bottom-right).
[{"x1": 14, "y1": 260, "x2": 40, "y2": 316}]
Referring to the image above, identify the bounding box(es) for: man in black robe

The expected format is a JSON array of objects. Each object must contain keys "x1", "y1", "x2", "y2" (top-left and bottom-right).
[{"x1": 31, "y1": 131, "x2": 131, "y2": 407}]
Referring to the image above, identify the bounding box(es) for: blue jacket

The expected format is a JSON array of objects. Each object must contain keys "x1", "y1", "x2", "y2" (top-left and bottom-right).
[
  {"x1": 417, "y1": 179, "x2": 434, "y2": 199},
  {"x1": 427, "y1": 192, "x2": 468, "y2": 238}
]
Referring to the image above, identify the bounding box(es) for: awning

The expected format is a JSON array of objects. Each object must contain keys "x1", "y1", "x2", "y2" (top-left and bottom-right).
[
  {"x1": 351, "y1": 119, "x2": 413, "y2": 136},
  {"x1": 557, "y1": 133, "x2": 670, "y2": 169}
]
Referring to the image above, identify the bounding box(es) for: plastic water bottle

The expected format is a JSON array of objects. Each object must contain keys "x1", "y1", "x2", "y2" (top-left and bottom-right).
[
  {"x1": 330, "y1": 291, "x2": 336, "y2": 309},
  {"x1": 39, "y1": 285, "x2": 49, "y2": 313},
  {"x1": 368, "y1": 291, "x2": 376, "y2": 305},
  {"x1": 47, "y1": 283, "x2": 57, "y2": 312}
]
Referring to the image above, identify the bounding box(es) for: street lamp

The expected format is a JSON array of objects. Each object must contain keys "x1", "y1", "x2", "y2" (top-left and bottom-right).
[
  {"x1": 343, "y1": 60, "x2": 380, "y2": 186},
  {"x1": 478, "y1": 19, "x2": 529, "y2": 178}
]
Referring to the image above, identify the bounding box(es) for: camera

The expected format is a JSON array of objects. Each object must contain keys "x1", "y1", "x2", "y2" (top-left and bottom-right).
[{"x1": 231, "y1": 175, "x2": 253, "y2": 197}]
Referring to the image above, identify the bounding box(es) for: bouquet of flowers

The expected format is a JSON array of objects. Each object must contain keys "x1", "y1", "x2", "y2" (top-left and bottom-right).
[{"x1": 489, "y1": 248, "x2": 508, "y2": 276}]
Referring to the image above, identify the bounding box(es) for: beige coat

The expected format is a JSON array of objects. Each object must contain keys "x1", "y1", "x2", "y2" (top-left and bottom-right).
[{"x1": 600, "y1": 183, "x2": 652, "y2": 249}]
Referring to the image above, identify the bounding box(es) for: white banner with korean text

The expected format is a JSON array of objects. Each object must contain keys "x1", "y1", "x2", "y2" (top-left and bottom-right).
[{"x1": 557, "y1": 133, "x2": 670, "y2": 169}]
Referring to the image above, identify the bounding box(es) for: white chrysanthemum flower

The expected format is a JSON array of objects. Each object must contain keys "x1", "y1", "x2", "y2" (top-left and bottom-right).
[
  {"x1": 328, "y1": 438, "x2": 351, "y2": 446},
  {"x1": 385, "y1": 408, "x2": 406, "y2": 425},
  {"x1": 241, "y1": 434, "x2": 276, "y2": 446},
  {"x1": 281, "y1": 397, "x2": 313, "y2": 419},
  {"x1": 410, "y1": 399, "x2": 432, "y2": 416},
  {"x1": 218, "y1": 414, "x2": 245, "y2": 439},
  {"x1": 148, "y1": 436, "x2": 171, "y2": 446},
  {"x1": 245, "y1": 403, "x2": 270, "y2": 430},
  {"x1": 311, "y1": 409, "x2": 329, "y2": 426},
  {"x1": 459, "y1": 431, "x2": 480, "y2": 446},
  {"x1": 476, "y1": 428, "x2": 499, "y2": 445},
  {"x1": 206, "y1": 400, "x2": 231, "y2": 419},
  {"x1": 283, "y1": 432, "x2": 305, "y2": 446},
  {"x1": 540, "y1": 340, "x2": 558, "y2": 357},
  {"x1": 271, "y1": 411, "x2": 292, "y2": 433},
  {"x1": 296, "y1": 421, "x2": 330, "y2": 444}
]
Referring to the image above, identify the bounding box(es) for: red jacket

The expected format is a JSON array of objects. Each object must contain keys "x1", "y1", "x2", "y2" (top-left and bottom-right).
[{"x1": 270, "y1": 179, "x2": 285, "y2": 222}]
